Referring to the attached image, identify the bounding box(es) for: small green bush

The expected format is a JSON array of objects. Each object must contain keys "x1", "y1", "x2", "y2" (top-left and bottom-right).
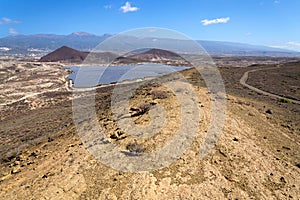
[
  {"x1": 279, "y1": 98, "x2": 291, "y2": 103},
  {"x1": 2, "y1": 150, "x2": 18, "y2": 162}
]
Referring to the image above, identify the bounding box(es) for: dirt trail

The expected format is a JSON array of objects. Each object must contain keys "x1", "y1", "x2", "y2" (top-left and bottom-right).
[
  {"x1": 0, "y1": 88, "x2": 62, "y2": 107},
  {"x1": 239, "y1": 65, "x2": 300, "y2": 104}
]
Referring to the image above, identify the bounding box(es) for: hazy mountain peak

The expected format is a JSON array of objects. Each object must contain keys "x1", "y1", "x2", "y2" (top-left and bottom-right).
[{"x1": 70, "y1": 32, "x2": 95, "y2": 36}]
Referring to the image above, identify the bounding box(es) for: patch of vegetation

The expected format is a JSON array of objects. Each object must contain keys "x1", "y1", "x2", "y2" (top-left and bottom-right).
[
  {"x1": 2, "y1": 149, "x2": 19, "y2": 163},
  {"x1": 278, "y1": 98, "x2": 291, "y2": 103},
  {"x1": 130, "y1": 82, "x2": 161, "y2": 99}
]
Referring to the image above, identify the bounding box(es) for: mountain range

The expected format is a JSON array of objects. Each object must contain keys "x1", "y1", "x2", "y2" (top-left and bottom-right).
[{"x1": 0, "y1": 32, "x2": 299, "y2": 57}]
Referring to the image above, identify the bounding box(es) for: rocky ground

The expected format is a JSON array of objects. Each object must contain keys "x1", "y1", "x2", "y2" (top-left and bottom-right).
[{"x1": 0, "y1": 58, "x2": 299, "y2": 199}]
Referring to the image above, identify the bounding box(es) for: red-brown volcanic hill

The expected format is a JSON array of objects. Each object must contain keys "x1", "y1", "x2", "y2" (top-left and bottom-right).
[
  {"x1": 113, "y1": 48, "x2": 191, "y2": 66},
  {"x1": 39, "y1": 46, "x2": 88, "y2": 63},
  {"x1": 129, "y1": 48, "x2": 182, "y2": 61},
  {"x1": 40, "y1": 47, "x2": 190, "y2": 66},
  {"x1": 129, "y1": 49, "x2": 189, "y2": 61}
]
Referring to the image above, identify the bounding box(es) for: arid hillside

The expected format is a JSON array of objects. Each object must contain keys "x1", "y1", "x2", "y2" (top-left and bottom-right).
[{"x1": 0, "y1": 59, "x2": 299, "y2": 199}]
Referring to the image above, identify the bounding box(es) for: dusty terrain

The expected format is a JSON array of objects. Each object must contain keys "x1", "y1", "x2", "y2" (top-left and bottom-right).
[
  {"x1": 0, "y1": 58, "x2": 299, "y2": 199},
  {"x1": 246, "y1": 62, "x2": 300, "y2": 101},
  {"x1": 0, "y1": 61, "x2": 70, "y2": 107}
]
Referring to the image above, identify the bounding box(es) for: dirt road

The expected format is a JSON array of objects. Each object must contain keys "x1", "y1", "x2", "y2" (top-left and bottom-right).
[{"x1": 239, "y1": 65, "x2": 300, "y2": 104}]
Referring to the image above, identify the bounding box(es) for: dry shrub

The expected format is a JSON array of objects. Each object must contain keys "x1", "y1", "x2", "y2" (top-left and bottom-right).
[
  {"x1": 151, "y1": 90, "x2": 168, "y2": 99},
  {"x1": 126, "y1": 143, "x2": 144, "y2": 154}
]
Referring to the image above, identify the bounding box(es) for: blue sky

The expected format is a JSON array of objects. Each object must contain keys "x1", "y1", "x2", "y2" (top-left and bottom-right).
[{"x1": 0, "y1": 0, "x2": 299, "y2": 51}]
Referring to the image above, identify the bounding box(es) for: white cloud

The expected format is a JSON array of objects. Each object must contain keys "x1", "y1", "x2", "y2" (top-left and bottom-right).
[
  {"x1": 269, "y1": 41, "x2": 300, "y2": 52},
  {"x1": 274, "y1": 0, "x2": 280, "y2": 4},
  {"x1": 0, "y1": 47, "x2": 11, "y2": 51},
  {"x1": 201, "y1": 17, "x2": 230, "y2": 26},
  {"x1": 0, "y1": 17, "x2": 20, "y2": 25},
  {"x1": 104, "y1": 4, "x2": 112, "y2": 9},
  {"x1": 2, "y1": 17, "x2": 12, "y2": 23},
  {"x1": 287, "y1": 41, "x2": 300, "y2": 47},
  {"x1": 120, "y1": 2, "x2": 139, "y2": 13},
  {"x1": 245, "y1": 32, "x2": 252, "y2": 36},
  {"x1": 148, "y1": 28, "x2": 158, "y2": 33},
  {"x1": 8, "y1": 28, "x2": 18, "y2": 34}
]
